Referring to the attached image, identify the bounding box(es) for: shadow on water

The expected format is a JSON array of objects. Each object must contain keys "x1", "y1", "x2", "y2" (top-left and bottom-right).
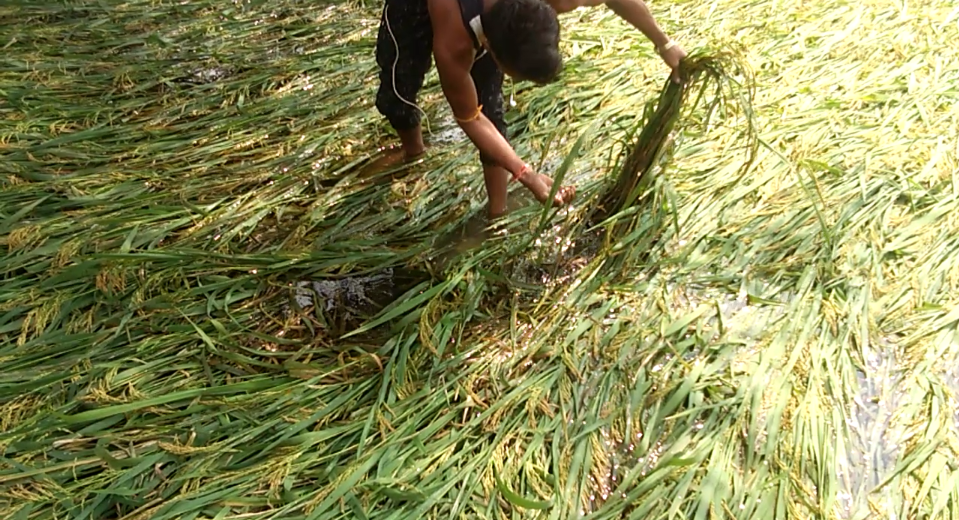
[
  {"x1": 274, "y1": 200, "x2": 510, "y2": 343},
  {"x1": 429, "y1": 195, "x2": 531, "y2": 271}
]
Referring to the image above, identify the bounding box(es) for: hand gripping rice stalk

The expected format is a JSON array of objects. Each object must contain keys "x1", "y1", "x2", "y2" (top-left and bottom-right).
[{"x1": 596, "y1": 47, "x2": 759, "y2": 221}]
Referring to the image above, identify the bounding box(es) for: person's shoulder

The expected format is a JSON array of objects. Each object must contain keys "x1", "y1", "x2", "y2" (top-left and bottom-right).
[
  {"x1": 427, "y1": 0, "x2": 459, "y2": 23},
  {"x1": 429, "y1": 0, "x2": 473, "y2": 60}
]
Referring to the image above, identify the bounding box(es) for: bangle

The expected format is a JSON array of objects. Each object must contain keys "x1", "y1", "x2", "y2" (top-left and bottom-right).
[
  {"x1": 455, "y1": 105, "x2": 483, "y2": 123},
  {"x1": 657, "y1": 40, "x2": 678, "y2": 55},
  {"x1": 512, "y1": 163, "x2": 530, "y2": 182}
]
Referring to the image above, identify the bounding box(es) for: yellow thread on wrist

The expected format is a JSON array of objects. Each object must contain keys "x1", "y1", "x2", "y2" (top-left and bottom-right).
[
  {"x1": 455, "y1": 105, "x2": 483, "y2": 123},
  {"x1": 658, "y1": 40, "x2": 678, "y2": 55}
]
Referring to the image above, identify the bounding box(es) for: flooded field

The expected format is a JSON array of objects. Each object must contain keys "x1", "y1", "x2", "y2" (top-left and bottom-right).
[{"x1": 3, "y1": 0, "x2": 959, "y2": 519}]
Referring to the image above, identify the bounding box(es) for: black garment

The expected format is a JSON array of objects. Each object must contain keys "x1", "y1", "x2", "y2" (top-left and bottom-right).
[
  {"x1": 374, "y1": 0, "x2": 507, "y2": 165},
  {"x1": 458, "y1": 0, "x2": 484, "y2": 49}
]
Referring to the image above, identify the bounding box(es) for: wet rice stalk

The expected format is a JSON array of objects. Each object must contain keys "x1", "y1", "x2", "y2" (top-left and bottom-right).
[{"x1": 3, "y1": 0, "x2": 959, "y2": 519}]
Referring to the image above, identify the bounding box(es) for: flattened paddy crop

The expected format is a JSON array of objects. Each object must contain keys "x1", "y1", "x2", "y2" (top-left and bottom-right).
[{"x1": 2, "y1": 0, "x2": 959, "y2": 519}]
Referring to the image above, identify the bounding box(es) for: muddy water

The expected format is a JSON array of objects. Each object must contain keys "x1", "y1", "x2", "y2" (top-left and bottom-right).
[
  {"x1": 292, "y1": 271, "x2": 395, "y2": 314},
  {"x1": 285, "y1": 149, "x2": 594, "y2": 336},
  {"x1": 282, "y1": 197, "x2": 526, "y2": 335},
  {"x1": 430, "y1": 211, "x2": 495, "y2": 269},
  {"x1": 284, "y1": 267, "x2": 428, "y2": 338},
  {"x1": 428, "y1": 192, "x2": 568, "y2": 273}
]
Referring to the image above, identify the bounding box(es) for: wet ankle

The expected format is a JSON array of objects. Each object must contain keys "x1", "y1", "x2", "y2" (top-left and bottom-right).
[
  {"x1": 487, "y1": 203, "x2": 508, "y2": 220},
  {"x1": 404, "y1": 147, "x2": 426, "y2": 161},
  {"x1": 397, "y1": 128, "x2": 425, "y2": 157}
]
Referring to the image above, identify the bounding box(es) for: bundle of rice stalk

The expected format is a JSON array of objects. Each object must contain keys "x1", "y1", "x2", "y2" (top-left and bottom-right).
[{"x1": 595, "y1": 47, "x2": 758, "y2": 222}]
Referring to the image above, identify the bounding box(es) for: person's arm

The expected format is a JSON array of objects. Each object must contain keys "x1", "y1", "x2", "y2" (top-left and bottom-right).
[
  {"x1": 605, "y1": 0, "x2": 670, "y2": 49},
  {"x1": 429, "y1": 3, "x2": 527, "y2": 176},
  {"x1": 549, "y1": 0, "x2": 685, "y2": 75},
  {"x1": 549, "y1": 0, "x2": 667, "y2": 43}
]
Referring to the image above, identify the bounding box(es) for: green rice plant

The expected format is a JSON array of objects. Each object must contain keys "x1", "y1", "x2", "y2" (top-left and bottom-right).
[
  {"x1": 576, "y1": 47, "x2": 760, "y2": 280},
  {"x1": 599, "y1": 48, "x2": 757, "y2": 215}
]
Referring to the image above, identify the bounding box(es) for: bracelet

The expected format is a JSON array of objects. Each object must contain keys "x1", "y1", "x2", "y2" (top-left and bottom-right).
[
  {"x1": 512, "y1": 163, "x2": 530, "y2": 182},
  {"x1": 455, "y1": 105, "x2": 483, "y2": 123},
  {"x1": 657, "y1": 40, "x2": 678, "y2": 55}
]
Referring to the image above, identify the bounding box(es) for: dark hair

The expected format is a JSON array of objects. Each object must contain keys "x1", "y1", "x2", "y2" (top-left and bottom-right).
[{"x1": 481, "y1": 0, "x2": 562, "y2": 84}]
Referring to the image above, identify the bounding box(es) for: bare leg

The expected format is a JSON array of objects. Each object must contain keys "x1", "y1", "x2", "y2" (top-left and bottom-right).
[
  {"x1": 398, "y1": 126, "x2": 426, "y2": 159},
  {"x1": 483, "y1": 164, "x2": 510, "y2": 219},
  {"x1": 373, "y1": 0, "x2": 432, "y2": 168},
  {"x1": 469, "y1": 52, "x2": 574, "y2": 213},
  {"x1": 471, "y1": 51, "x2": 520, "y2": 219}
]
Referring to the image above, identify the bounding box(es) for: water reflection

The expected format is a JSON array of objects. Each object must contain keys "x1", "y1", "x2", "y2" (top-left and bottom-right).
[{"x1": 837, "y1": 336, "x2": 904, "y2": 520}]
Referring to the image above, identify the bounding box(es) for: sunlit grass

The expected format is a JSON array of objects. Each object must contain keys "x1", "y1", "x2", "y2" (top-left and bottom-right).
[{"x1": 2, "y1": 0, "x2": 959, "y2": 518}]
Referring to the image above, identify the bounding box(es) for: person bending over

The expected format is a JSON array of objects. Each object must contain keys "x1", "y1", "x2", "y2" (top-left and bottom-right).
[{"x1": 374, "y1": 0, "x2": 685, "y2": 218}]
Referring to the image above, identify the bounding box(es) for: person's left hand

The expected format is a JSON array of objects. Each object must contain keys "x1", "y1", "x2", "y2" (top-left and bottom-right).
[{"x1": 659, "y1": 43, "x2": 687, "y2": 83}]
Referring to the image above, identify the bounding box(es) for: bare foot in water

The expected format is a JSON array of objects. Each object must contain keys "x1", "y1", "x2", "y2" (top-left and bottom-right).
[
  {"x1": 519, "y1": 170, "x2": 576, "y2": 207},
  {"x1": 359, "y1": 146, "x2": 426, "y2": 179}
]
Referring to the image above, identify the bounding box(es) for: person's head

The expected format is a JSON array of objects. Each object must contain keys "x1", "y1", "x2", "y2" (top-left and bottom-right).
[{"x1": 481, "y1": 0, "x2": 562, "y2": 84}]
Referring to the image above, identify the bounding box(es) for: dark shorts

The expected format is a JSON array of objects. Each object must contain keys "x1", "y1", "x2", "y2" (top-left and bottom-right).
[{"x1": 374, "y1": 0, "x2": 508, "y2": 164}]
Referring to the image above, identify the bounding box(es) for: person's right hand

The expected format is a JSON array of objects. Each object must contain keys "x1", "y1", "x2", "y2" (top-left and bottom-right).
[
  {"x1": 659, "y1": 42, "x2": 687, "y2": 83},
  {"x1": 517, "y1": 165, "x2": 576, "y2": 207}
]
